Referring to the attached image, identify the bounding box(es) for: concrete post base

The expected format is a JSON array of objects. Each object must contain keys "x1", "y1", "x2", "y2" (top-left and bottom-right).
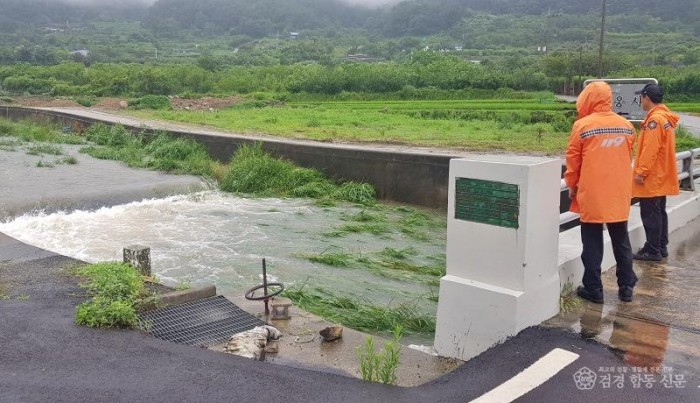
[{"x1": 434, "y1": 274, "x2": 559, "y2": 361}]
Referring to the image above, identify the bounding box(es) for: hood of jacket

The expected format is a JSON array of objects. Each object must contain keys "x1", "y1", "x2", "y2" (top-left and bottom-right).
[
  {"x1": 577, "y1": 81, "x2": 612, "y2": 119},
  {"x1": 647, "y1": 104, "x2": 680, "y2": 128}
]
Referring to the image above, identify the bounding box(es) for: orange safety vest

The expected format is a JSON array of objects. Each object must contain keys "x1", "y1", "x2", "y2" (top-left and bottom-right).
[
  {"x1": 632, "y1": 104, "x2": 680, "y2": 198},
  {"x1": 564, "y1": 82, "x2": 635, "y2": 223}
]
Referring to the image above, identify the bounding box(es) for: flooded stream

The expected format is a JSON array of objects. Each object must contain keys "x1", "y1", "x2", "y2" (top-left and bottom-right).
[{"x1": 0, "y1": 190, "x2": 446, "y2": 317}]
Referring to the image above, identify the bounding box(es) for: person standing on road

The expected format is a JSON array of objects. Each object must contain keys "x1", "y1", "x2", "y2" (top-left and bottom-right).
[
  {"x1": 564, "y1": 81, "x2": 637, "y2": 303},
  {"x1": 631, "y1": 83, "x2": 680, "y2": 261}
]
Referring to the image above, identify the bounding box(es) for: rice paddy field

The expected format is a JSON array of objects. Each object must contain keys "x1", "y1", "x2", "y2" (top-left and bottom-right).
[{"x1": 130, "y1": 98, "x2": 578, "y2": 154}]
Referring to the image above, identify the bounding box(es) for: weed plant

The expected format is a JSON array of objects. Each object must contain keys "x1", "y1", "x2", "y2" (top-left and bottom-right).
[
  {"x1": 559, "y1": 282, "x2": 582, "y2": 314},
  {"x1": 358, "y1": 325, "x2": 403, "y2": 384},
  {"x1": 26, "y1": 144, "x2": 64, "y2": 155},
  {"x1": 128, "y1": 95, "x2": 172, "y2": 110},
  {"x1": 74, "y1": 262, "x2": 149, "y2": 328}
]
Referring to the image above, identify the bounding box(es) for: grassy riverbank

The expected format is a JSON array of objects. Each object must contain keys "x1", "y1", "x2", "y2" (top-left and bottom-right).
[
  {"x1": 0, "y1": 117, "x2": 443, "y2": 335},
  {"x1": 130, "y1": 97, "x2": 577, "y2": 154}
]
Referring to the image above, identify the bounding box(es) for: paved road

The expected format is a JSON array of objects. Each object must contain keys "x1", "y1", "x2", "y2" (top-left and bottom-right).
[
  {"x1": 555, "y1": 94, "x2": 700, "y2": 138},
  {"x1": 679, "y1": 113, "x2": 700, "y2": 137}
]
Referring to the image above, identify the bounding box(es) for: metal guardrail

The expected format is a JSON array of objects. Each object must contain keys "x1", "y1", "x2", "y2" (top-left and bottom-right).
[{"x1": 559, "y1": 147, "x2": 700, "y2": 226}]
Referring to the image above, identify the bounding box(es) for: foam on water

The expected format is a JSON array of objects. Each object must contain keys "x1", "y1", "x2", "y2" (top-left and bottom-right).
[{"x1": 0, "y1": 190, "x2": 445, "y2": 311}]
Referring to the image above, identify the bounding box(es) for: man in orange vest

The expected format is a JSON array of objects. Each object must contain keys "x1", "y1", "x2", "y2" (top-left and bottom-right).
[
  {"x1": 565, "y1": 81, "x2": 637, "y2": 303},
  {"x1": 631, "y1": 83, "x2": 680, "y2": 261}
]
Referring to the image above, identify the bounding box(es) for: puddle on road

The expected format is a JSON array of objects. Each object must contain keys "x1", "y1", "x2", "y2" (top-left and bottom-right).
[{"x1": 0, "y1": 190, "x2": 446, "y2": 316}]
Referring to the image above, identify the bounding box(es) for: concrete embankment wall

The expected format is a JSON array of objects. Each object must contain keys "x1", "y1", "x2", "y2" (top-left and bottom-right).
[{"x1": 1, "y1": 106, "x2": 455, "y2": 209}]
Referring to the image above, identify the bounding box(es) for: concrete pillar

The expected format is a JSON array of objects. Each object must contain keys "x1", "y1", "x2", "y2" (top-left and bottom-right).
[
  {"x1": 434, "y1": 155, "x2": 561, "y2": 361},
  {"x1": 123, "y1": 245, "x2": 151, "y2": 276}
]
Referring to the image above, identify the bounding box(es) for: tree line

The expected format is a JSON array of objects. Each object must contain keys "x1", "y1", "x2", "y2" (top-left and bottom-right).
[{"x1": 1, "y1": 53, "x2": 698, "y2": 100}]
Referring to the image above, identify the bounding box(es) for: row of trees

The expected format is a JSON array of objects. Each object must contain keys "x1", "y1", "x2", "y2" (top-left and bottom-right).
[{"x1": 1, "y1": 53, "x2": 698, "y2": 100}]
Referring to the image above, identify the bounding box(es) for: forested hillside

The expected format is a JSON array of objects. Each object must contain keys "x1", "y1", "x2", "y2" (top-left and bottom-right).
[{"x1": 0, "y1": 0, "x2": 698, "y2": 98}]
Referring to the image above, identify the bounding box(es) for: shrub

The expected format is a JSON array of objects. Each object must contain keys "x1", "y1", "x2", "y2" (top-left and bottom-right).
[
  {"x1": 128, "y1": 95, "x2": 172, "y2": 110},
  {"x1": 74, "y1": 262, "x2": 147, "y2": 328}
]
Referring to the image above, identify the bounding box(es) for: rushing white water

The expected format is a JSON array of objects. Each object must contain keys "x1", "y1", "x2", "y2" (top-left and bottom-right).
[{"x1": 0, "y1": 190, "x2": 445, "y2": 312}]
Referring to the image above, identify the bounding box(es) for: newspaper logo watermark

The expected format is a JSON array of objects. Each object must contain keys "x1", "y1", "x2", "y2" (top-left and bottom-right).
[
  {"x1": 573, "y1": 367, "x2": 597, "y2": 390},
  {"x1": 573, "y1": 366, "x2": 688, "y2": 390}
]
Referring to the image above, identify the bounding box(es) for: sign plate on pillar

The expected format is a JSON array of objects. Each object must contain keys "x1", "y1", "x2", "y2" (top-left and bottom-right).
[{"x1": 455, "y1": 178, "x2": 519, "y2": 228}]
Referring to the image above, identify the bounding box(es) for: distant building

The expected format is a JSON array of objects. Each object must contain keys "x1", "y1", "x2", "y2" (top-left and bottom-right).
[
  {"x1": 343, "y1": 54, "x2": 381, "y2": 63},
  {"x1": 289, "y1": 32, "x2": 299, "y2": 39},
  {"x1": 70, "y1": 49, "x2": 89, "y2": 57}
]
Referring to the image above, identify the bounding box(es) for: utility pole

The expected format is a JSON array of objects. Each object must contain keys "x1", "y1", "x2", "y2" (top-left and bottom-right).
[
  {"x1": 578, "y1": 45, "x2": 583, "y2": 93},
  {"x1": 598, "y1": 0, "x2": 607, "y2": 78}
]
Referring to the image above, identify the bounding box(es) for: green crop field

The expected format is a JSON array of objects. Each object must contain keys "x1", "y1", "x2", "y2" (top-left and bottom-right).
[{"x1": 131, "y1": 98, "x2": 578, "y2": 154}]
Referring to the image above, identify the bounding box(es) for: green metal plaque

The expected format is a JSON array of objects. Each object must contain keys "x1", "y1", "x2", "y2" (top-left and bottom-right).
[{"x1": 455, "y1": 178, "x2": 519, "y2": 228}]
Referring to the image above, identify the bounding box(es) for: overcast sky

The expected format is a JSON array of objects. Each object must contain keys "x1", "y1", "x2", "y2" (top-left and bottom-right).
[{"x1": 54, "y1": 0, "x2": 404, "y2": 7}]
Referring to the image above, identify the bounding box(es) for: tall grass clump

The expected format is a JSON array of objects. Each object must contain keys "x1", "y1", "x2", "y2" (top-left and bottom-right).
[
  {"x1": 676, "y1": 126, "x2": 700, "y2": 152},
  {"x1": 74, "y1": 262, "x2": 148, "y2": 328},
  {"x1": 144, "y1": 133, "x2": 215, "y2": 175},
  {"x1": 0, "y1": 117, "x2": 84, "y2": 144},
  {"x1": 81, "y1": 123, "x2": 146, "y2": 166},
  {"x1": 220, "y1": 143, "x2": 375, "y2": 205},
  {"x1": 81, "y1": 124, "x2": 215, "y2": 176}
]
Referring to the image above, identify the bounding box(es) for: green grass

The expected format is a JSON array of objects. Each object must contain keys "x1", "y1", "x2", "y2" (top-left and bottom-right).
[
  {"x1": 220, "y1": 143, "x2": 376, "y2": 204},
  {"x1": 80, "y1": 123, "x2": 217, "y2": 176},
  {"x1": 129, "y1": 98, "x2": 576, "y2": 154},
  {"x1": 358, "y1": 325, "x2": 403, "y2": 385},
  {"x1": 26, "y1": 144, "x2": 64, "y2": 156},
  {"x1": 559, "y1": 282, "x2": 582, "y2": 314},
  {"x1": 74, "y1": 262, "x2": 150, "y2": 328},
  {"x1": 283, "y1": 286, "x2": 435, "y2": 334},
  {"x1": 676, "y1": 126, "x2": 700, "y2": 151},
  {"x1": 0, "y1": 119, "x2": 85, "y2": 144},
  {"x1": 668, "y1": 103, "x2": 700, "y2": 114}
]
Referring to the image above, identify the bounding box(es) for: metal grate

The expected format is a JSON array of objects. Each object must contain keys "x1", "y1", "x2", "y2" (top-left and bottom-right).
[{"x1": 139, "y1": 295, "x2": 265, "y2": 347}]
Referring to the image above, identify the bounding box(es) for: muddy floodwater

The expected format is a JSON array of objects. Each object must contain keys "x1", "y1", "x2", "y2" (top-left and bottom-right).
[{"x1": 0, "y1": 190, "x2": 446, "y2": 316}]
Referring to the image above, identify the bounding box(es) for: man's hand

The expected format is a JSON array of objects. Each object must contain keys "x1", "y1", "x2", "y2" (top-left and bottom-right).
[
  {"x1": 634, "y1": 174, "x2": 645, "y2": 185},
  {"x1": 568, "y1": 188, "x2": 576, "y2": 200}
]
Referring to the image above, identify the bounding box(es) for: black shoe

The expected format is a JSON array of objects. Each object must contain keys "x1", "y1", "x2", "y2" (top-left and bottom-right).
[
  {"x1": 632, "y1": 250, "x2": 662, "y2": 261},
  {"x1": 661, "y1": 247, "x2": 668, "y2": 258},
  {"x1": 619, "y1": 286, "x2": 634, "y2": 302},
  {"x1": 577, "y1": 286, "x2": 604, "y2": 304}
]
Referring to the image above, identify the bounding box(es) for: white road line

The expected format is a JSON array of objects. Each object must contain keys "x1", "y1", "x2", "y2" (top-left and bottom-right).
[{"x1": 470, "y1": 348, "x2": 580, "y2": 403}]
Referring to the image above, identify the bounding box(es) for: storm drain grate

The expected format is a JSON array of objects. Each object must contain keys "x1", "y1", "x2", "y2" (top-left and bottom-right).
[{"x1": 139, "y1": 295, "x2": 265, "y2": 347}]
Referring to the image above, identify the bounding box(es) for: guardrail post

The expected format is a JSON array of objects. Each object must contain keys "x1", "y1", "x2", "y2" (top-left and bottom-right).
[{"x1": 680, "y1": 151, "x2": 695, "y2": 191}]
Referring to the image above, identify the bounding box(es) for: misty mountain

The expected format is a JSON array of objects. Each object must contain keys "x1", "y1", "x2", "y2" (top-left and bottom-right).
[
  {"x1": 1, "y1": 0, "x2": 697, "y2": 40},
  {"x1": 144, "y1": 0, "x2": 371, "y2": 37},
  {"x1": 142, "y1": 0, "x2": 699, "y2": 38},
  {"x1": 0, "y1": 0, "x2": 147, "y2": 32}
]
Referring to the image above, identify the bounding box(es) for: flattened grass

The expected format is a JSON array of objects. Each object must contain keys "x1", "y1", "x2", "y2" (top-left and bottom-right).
[{"x1": 283, "y1": 285, "x2": 436, "y2": 334}]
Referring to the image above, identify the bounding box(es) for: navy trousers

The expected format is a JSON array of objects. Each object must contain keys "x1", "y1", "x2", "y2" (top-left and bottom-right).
[
  {"x1": 580, "y1": 221, "x2": 637, "y2": 291},
  {"x1": 639, "y1": 196, "x2": 668, "y2": 255}
]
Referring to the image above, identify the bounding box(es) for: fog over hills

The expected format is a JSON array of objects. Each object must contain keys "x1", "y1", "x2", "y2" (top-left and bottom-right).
[{"x1": 48, "y1": 0, "x2": 404, "y2": 7}]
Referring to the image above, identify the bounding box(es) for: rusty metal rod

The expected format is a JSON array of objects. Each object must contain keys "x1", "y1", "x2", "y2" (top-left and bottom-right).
[{"x1": 262, "y1": 258, "x2": 269, "y2": 315}]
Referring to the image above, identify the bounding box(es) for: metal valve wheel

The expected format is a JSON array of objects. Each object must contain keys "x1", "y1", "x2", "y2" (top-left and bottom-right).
[{"x1": 244, "y1": 282, "x2": 284, "y2": 301}]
